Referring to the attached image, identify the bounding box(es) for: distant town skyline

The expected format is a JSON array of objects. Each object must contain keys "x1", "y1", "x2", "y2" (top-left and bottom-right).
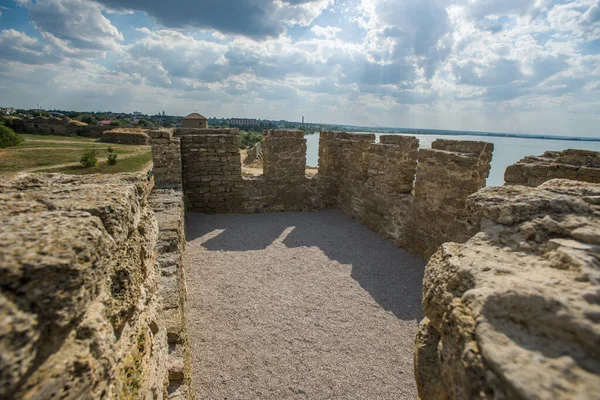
[{"x1": 0, "y1": 0, "x2": 599, "y2": 138}]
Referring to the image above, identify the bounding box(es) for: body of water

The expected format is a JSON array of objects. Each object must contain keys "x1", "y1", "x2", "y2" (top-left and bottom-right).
[{"x1": 305, "y1": 132, "x2": 600, "y2": 187}]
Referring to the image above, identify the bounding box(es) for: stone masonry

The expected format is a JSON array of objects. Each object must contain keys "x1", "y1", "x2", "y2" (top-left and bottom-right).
[
  {"x1": 0, "y1": 173, "x2": 196, "y2": 400},
  {"x1": 505, "y1": 149, "x2": 600, "y2": 186},
  {"x1": 149, "y1": 129, "x2": 494, "y2": 260},
  {"x1": 410, "y1": 139, "x2": 494, "y2": 258},
  {"x1": 100, "y1": 128, "x2": 151, "y2": 145},
  {"x1": 177, "y1": 128, "x2": 242, "y2": 213},
  {"x1": 149, "y1": 130, "x2": 183, "y2": 189},
  {"x1": 317, "y1": 134, "x2": 493, "y2": 259},
  {"x1": 149, "y1": 190, "x2": 194, "y2": 399},
  {"x1": 262, "y1": 130, "x2": 307, "y2": 180}
]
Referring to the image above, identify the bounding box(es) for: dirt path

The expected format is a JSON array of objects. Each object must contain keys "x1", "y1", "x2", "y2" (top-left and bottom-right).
[
  {"x1": 184, "y1": 211, "x2": 425, "y2": 399},
  {"x1": 22, "y1": 139, "x2": 100, "y2": 145}
]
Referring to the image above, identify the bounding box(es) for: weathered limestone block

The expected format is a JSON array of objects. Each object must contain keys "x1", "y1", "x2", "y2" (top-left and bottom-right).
[
  {"x1": 0, "y1": 173, "x2": 168, "y2": 399},
  {"x1": 415, "y1": 179, "x2": 600, "y2": 400},
  {"x1": 367, "y1": 135, "x2": 419, "y2": 194},
  {"x1": 505, "y1": 149, "x2": 600, "y2": 186}
]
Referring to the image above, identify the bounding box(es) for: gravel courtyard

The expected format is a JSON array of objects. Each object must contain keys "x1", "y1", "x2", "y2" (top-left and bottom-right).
[{"x1": 184, "y1": 210, "x2": 425, "y2": 399}]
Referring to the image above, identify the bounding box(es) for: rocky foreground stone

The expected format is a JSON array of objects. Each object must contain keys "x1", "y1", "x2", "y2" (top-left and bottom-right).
[
  {"x1": 415, "y1": 179, "x2": 600, "y2": 399},
  {"x1": 0, "y1": 173, "x2": 168, "y2": 399}
]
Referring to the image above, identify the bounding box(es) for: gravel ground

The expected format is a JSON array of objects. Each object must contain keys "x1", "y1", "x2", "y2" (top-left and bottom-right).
[{"x1": 184, "y1": 210, "x2": 425, "y2": 399}]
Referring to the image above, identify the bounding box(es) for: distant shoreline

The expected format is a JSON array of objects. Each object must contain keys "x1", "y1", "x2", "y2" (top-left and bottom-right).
[
  {"x1": 392, "y1": 130, "x2": 600, "y2": 142},
  {"x1": 311, "y1": 128, "x2": 600, "y2": 142}
]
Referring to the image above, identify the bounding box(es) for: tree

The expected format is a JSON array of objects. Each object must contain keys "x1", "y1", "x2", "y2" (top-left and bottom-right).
[
  {"x1": 137, "y1": 119, "x2": 151, "y2": 127},
  {"x1": 81, "y1": 115, "x2": 96, "y2": 125}
]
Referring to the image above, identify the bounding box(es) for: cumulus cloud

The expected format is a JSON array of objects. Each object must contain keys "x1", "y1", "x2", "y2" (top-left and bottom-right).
[
  {"x1": 1, "y1": 0, "x2": 599, "y2": 136},
  {"x1": 0, "y1": 29, "x2": 61, "y2": 64},
  {"x1": 17, "y1": 0, "x2": 123, "y2": 51},
  {"x1": 93, "y1": 0, "x2": 331, "y2": 39},
  {"x1": 311, "y1": 25, "x2": 341, "y2": 39}
]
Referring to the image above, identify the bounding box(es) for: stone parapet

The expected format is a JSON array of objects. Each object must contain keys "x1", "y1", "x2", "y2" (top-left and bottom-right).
[
  {"x1": 415, "y1": 179, "x2": 600, "y2": 399},
  {"x1": 179, "y1": 130, "x2": 242, "y2": 213},
  {"x1": 174, "y1": 128, "x2": 239, "y2": 136},
  {"x1": 149, "y1": 189, "x2": 194, "y2": 399},
  {"x1": 505, "y1": 149, "x2": 600, "y2": 186},
  {"x1": 263, "y1": 130, "x2": 307, "y2": 180},
  {"x1": 150, "y1": 129, "x2": 495, "y2": 259}
]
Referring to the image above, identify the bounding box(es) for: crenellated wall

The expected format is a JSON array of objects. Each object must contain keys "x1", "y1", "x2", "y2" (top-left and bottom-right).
[
  {"x1": 317, "y1": 132, "x2": 493, "y2": 258},
  {"x1": 149, "y1": 129, "x2": 494, "y2": 259}
]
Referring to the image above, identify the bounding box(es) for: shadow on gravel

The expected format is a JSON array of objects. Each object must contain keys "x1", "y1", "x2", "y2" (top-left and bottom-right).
[{"x1": 186, "y1": 211, "x2": 425, "y2": 321}]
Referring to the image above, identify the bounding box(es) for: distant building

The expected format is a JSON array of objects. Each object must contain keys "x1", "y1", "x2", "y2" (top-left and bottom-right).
[
  {"x1": 229, "y1": 118, "x2": 260, "y2": 127},
  {"x1": 99, "y1": 120, "x2": 112, "y2": 126},
  {"x1": 183, "y1": 113, "x2": 208, "y2": 128},
  {"x1": 0, "y1": 107, "x2": 15, "y2": 115}
]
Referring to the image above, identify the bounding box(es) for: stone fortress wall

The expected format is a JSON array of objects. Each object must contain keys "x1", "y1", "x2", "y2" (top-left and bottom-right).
[
  {"x1": 2, "y1": 126, "x2": 598, "y2": 399},
  {"x1": 148, "y1": 128, "x2": 600, "y2": 398},
  {"x1": 150, "y1": 128, "x2": 494, "y2": 259}
]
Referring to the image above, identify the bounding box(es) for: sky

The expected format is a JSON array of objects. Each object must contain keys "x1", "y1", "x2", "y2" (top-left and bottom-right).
[{"x1": 0, "y1": 0, "x2": 599, "y2": 137}]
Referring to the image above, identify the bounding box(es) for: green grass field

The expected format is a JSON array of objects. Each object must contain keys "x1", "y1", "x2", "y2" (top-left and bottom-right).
[
  {"x1": 0, "y1": 133, "x2": 152, "y2": 174},
  {"x1": 39, "y1": 152, "x2": 153, "y2": 175}
]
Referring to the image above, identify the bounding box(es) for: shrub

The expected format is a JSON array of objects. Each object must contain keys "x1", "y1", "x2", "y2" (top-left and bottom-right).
[
  {"x1": 80, "y1": 148, "x2": 98, "y2": 167},
  {"x1": 108, "y1": 146, "x2": 114, "y2": 153},
  {"x1": 240, "y1": 130, "x2": 263, "y2": 148},
  {"x1": 107, "y1": 153, "x2": 118, "y2": 165},
  {"x1": 0, "y1": 123, "x2": 23, "y2": 149}
]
